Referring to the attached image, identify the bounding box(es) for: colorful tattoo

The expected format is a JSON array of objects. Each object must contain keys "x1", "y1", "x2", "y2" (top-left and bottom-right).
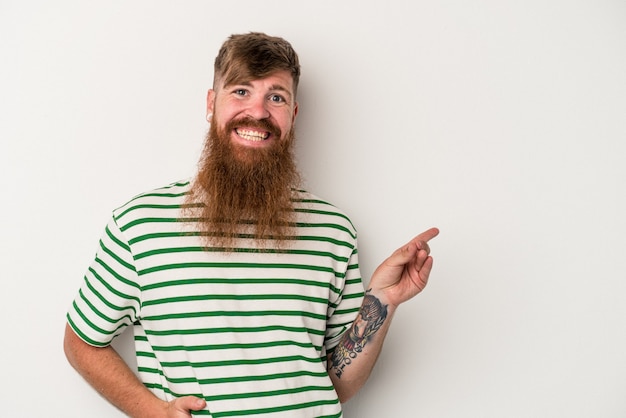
[{"x1": 329, "y1": 290, "x2": 388, "y2": 378}]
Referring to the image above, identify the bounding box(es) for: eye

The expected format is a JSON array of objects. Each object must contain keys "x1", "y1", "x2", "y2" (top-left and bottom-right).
[
  {"x1": 269, "y1": 94, "x2": 285, "y2": 103},
  {"x1": 233, "y1": 88, "x2": 248, "y2": 96}
]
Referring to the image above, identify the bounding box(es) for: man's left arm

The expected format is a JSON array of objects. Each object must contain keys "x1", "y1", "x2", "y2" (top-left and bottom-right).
[{"x1": 327, "y1": 227, "x2": 439, "y2": 402}]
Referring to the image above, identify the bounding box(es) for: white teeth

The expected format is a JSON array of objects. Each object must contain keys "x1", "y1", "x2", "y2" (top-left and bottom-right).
[{"x1": 236, "y1": 129, "x2": 269, "y2": 141}]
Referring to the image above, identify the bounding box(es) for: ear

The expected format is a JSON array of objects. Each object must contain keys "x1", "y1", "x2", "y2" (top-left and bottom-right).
[
  {"x1": 206, "y1": 89, "x2": 216, "y2": 117},
  {"x1": 292, "y1": 102, "x2": 299, "y2": 123}
]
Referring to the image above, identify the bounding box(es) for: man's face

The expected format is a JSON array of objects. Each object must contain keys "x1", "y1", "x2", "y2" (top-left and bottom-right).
[
  {"x1": 187, "y1": 69, "x2": 301, "y2": 249},
  {"x1": 206, "y1": 70, "x2": 298, "y2": 159}
]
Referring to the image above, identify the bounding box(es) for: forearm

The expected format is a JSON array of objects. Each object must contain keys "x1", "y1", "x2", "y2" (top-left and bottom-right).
[
  {"x1": 63, "y1": 323, "x2": 168, "y2": 418},
  {"x1": 329, "y1": 228, "x2": 438, "y2": 402},
  {"x1": 328, "y1": 288, "x2": 398, "y2": 403}
]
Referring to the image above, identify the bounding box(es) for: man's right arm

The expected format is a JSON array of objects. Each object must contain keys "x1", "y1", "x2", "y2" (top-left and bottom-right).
[{"x1": 63, "y1": 323, "x2": 206, "y2": 418}]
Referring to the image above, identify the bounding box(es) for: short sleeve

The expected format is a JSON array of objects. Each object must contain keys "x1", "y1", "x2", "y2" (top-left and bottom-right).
[
  {"x1": 324, "y1": 247, "x2": 364, "y2": 352},
  {"x1": 66, "y1": 215, "x2": 141, "y2": 347}
]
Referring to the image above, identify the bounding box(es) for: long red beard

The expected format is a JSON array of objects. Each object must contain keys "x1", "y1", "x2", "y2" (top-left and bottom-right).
[{"x1": 185, "y1": 117, "x2": 300, "y2": 249}]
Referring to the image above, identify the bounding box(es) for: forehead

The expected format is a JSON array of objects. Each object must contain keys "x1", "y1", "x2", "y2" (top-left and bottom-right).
[{"x1": 217, "y1": 70, "x2": 296, "y2": 93}]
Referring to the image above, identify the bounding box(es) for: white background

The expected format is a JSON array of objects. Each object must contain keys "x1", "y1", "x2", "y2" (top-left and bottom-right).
[{"x1": 2, "y1": 0, "x2": 625, "y2": 417}]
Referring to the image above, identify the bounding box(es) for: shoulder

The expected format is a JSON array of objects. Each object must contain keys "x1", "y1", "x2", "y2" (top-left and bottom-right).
[
  {"x1": 111, "y1": 179, "x2": 191, "y2": 226},
  {"x1": 292, "y1": 189, "x2": 357, "y2": 237}
]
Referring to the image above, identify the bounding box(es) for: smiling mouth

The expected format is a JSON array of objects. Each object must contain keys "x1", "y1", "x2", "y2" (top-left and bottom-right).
[{"x1": 236, "y1": 128, "x2": 270, "y2": 142}]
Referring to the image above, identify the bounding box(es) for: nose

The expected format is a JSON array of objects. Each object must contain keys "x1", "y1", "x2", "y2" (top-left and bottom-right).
[{"x1": 245, "y1": 96, "x2": 270, "y2": 120}]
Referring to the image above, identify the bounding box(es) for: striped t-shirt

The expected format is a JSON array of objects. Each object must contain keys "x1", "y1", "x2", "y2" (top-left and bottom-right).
[{"x1": 67, "y1": 179, "x2": 364, "y2": 418}]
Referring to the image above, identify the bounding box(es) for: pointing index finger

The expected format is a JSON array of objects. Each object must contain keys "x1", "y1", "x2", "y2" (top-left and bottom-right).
[{"x1": 415, "y1": 227, "x2": 440, "y2": 244}]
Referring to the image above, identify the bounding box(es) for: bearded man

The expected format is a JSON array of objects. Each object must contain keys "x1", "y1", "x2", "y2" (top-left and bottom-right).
[{"x1": 64, "y1": 32, "x2": 439, "y2": 418}]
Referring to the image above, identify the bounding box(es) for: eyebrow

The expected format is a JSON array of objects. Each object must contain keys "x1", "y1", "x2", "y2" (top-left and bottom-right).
[
  {"x1": 226, "y1": 81, "x2": 293, "y2": 100},
  {"x1": 268, "y1": 84, "x2": 293, "y2": 100}
]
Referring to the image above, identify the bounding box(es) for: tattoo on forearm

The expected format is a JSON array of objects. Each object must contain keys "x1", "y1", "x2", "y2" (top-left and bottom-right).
[{"x1": 329, "y1": 290, "x2": 388, "y2": 378}]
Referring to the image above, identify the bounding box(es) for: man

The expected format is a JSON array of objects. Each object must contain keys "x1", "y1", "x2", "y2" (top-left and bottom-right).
[{"x1": 64, "y1": 32, "x2": 439, "y2": 418}]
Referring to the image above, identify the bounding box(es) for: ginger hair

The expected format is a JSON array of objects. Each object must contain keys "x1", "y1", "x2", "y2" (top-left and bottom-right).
[{"x1": 213, "y1": 32, "x2": 301, "y2": 94}]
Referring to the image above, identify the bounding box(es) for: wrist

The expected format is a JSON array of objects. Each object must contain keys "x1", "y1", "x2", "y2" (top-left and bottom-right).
[
  {"x1": 365, "y1": 286, "x2": 399, "y2": 312},
  {"x1": 131, "y1": 397, "x2": 170, "y2": 418}
]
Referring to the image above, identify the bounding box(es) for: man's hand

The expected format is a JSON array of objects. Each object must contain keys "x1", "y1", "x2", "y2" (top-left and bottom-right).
[
  {"x1": 64, "y1": 323, "x2": 208, "y2": 418},
  {"x1": 327, "y1": 227, "x2": 440, "y2": 401},
  {"x1": 164, "y1": 396, "x2": 207, "y2": 418},
  {"x1": 369, "y1": 227, "x2": 439, "y2": 308}
]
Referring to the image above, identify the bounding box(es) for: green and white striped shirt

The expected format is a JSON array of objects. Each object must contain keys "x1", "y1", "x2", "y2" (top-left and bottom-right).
[{"x1": 67, "y1": 179, "x2": 364, "y2": 418}]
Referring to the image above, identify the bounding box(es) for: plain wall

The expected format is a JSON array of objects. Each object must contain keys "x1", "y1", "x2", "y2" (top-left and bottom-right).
[{"x1": 2, "y1": 0, "x2": 625, "y2": 416}]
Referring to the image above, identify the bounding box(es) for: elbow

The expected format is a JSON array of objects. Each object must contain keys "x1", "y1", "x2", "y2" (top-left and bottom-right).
[
  {"x1": 63, "y1": 322, "x2": 83, "y2": 370},
  {"x1": 63, "y1": 323, "x2": 76, "y2": 366},
  {"x1": 334, "y1": 377, "x2": 364, "y2": 404},
  {"x1": 338, "y1": 391, "x2": 355, "y2": 404}
]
